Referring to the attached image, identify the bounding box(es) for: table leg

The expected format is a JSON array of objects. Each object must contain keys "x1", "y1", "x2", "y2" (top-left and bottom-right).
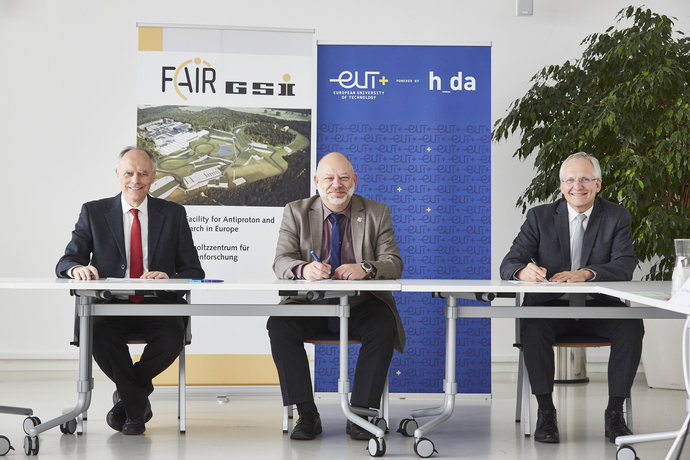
[
  {"x1": 336, "y1": 295, "x2": 386, "y2": 456},
  {"x1": 26, "y1": 297, "x2": 94, "y2": 438},
  {"x1": 614, "y1": 316, "x2": 690, "y2": 460}
]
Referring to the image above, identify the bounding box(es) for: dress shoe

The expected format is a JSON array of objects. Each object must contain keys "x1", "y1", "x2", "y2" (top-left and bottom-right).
[
  {"x1": 106, "y1": 401, "x2": 127, "y2": 432},
  {"x1": 534, "y1": 408, "x2": 560, "y2": 443},
  {"x1": 346, "y1": 419, "x2": 375, "y2": 440},
  {"x1": 290, "y1": 414, "x2": 322, "y2": 440},
  {"x1": 604, "y1": 409, "x2": 632, "y2": 443},
  {"x1": 122, "y1": 418, "x2": 146, "y2": 435},
  {"x1": 143, "y1": 400, "x2": 153, "y2": 423}
]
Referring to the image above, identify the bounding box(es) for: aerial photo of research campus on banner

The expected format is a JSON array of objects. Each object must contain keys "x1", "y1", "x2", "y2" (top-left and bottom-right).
[{"x1": 137, "y1": 105, "x2": 311, "y2": 207}]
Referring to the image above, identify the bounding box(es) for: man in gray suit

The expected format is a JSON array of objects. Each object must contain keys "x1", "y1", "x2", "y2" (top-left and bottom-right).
[
  {"x1": 267, "y1": 152, "x2": 404, "y2": 441},
  {"x1": 500, "y1": 152, "x2": 643, "y2": 444}
]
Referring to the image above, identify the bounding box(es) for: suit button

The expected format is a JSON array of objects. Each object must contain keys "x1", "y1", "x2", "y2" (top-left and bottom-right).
[{"x1": 120, "y1": 264, "x2": 126, "y2": 270}]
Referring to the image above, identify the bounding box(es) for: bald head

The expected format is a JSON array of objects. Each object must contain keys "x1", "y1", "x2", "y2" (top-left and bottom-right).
[{"x1": 315, "y1": 152, "x2": 357, "y2": 212}]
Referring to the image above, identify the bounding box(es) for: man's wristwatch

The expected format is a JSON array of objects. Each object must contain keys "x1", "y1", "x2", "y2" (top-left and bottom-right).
[{"x1": 360, "y1": 262, "x2": 374, "y2": 279}]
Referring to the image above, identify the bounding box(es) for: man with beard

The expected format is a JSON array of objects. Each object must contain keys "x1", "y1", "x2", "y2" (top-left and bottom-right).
[{"x1": 267, "y1": 152, "x2": 404, "y2": 441}]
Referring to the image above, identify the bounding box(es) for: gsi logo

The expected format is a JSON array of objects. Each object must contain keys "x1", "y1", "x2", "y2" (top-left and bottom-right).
[{"x1": 329, "y1": 71, "x2": 388, "y2": 89}]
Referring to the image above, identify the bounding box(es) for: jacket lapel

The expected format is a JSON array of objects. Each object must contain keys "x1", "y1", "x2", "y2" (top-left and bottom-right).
[
  {"x1": 147, "y1": 197, "x2": 164, "y2": 264},
  {"x1": 554, "y1": 199, "x2": 571, "y2": 269},
  {"x1": 309, "y1": 198, "x2": 323, "y2": 259},
  {"x1": 350, "y1": 195, "x2": 365, "y2": 261},
  {"x1": 105, "y1": 195, "x2": 126, "y2": 260}
]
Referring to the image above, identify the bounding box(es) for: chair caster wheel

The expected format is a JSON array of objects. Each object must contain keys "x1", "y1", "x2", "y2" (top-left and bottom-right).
[
  {"x1": 0, "y1": 436, "x2": 14, "y2": 456},
  {"x1": 23, "y1": 436, "x2": 39, "y2": 455},
  {"x1": 414, "y1": 437, "x2": 437, "y2": 458},
  {"x1": 397, "y1": 418, "x2": 418, "y2": 437},
  {"x1": 60, "y1": 419, "x2": 77, "y2": 434},
  {"x1": 372, "y1": 416, "x2": 388, "y2": 433},
  {"x1": 367, "y1": 437, "x2": 386, "y2": 457},
  {"x1": 616, "y1": 445, "x2": 638, "y2": 460},
  {"x1": 23, "y1": 417, "x2": 41, "y2": 435}
]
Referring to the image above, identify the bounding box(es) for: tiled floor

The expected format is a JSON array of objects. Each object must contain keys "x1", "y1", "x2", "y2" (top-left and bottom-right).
[{"x1": 0, "y1": 369, "x2": 688, "y2": 459}]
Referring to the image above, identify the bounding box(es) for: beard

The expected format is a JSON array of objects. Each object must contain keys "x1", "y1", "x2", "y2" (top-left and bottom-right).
[{"x1": 318, "y1": 184, "x2": 355, "y2": 206}]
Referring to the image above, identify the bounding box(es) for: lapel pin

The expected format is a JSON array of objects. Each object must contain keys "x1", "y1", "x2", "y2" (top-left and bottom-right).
[{"x1": 357, "y1": 217, "x2": 363, "y2": 223}]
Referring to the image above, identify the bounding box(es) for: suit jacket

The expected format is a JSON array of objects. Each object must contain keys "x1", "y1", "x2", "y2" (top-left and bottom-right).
[
  {"x1": 499, "y1": 197, "x2": 637, "y2": 305},
  {"x1": 273, "y1": 194, "x2": 405, "y2": 352},
  {"x1": 56, "y1": 194, "x2": 204, "y2": 281}
]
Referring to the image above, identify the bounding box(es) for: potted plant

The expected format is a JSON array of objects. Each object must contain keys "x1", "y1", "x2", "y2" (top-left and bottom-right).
[{"x1": 492, "y1": 6, "x2": 690, "y2": 281}]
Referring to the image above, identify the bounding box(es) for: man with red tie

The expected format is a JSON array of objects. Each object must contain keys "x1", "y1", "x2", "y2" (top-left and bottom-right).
[{"x1": 56, "y1": 147, "x2": 204, "y2": 435}]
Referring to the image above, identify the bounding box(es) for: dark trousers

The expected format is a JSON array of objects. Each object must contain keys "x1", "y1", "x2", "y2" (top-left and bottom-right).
[
  {"x1": 91, "y1": 300, "x2": 185, "y2": 419},
  {"x1": 521, "y1": 300, "x2": 644, "y2": 397},
  {"x1": 267, "y1": 298, "x2": 395, "y2": 409}
]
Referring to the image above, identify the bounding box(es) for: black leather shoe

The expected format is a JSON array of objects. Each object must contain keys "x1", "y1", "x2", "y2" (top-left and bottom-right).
[
  {"x1": 534, "y1": 408, "x2": 560, "y2": 443},
  {"x1": 143, "y1": 400, "x2": 153, "y2": 424},
  {"x1": 122, "y1": 418, "x2": 146, "y2": 435},
  {"x1": 605, "y1": 409, "x2": 632, "y2": 443},
  {"x1": 106, "y1": 401, "x2": 126, "y2": 432},
  {"x1": 290, "y1": 414, "x2": 322, "y2": 440},
  {"x1": 346, "y1": 419, "x2": 375, "y2": 440}
]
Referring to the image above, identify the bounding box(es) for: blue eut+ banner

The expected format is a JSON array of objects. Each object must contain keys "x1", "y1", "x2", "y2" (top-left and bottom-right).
[{"x1": 315, "y1": 44, "x2": 492, "y2": 393}]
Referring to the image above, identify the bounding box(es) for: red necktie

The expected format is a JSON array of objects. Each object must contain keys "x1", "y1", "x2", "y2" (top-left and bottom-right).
[{"x1": 129, "y1": 209, "x2": 144, "y2": 303}]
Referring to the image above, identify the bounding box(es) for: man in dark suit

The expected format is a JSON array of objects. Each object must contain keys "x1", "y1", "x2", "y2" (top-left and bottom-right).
[
  {"x1": 267, "y1": 152, "x2": 404, "y2": 441},
  {"x1": 500, "y1": 152, "x2": 643, "y2": 444},
  {"x1": 56, "y1": 147, "x2": 204, "y2": 435}
]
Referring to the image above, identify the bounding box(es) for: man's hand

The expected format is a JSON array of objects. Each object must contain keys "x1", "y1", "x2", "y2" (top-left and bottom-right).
[
  {"x1": 302, "y1": 261, "x2": 331, "y2": 280},
  {"x1": 332, "y1": 263, "x2": 366, "y2": 280},
  {"x1": 549, "y1": 269, "x2": 594, "y2": 283},
  {"x1": 72, "y1": 265, "x2": 99, "y2": 280},
  {"x1": 515, "y1": 262, "x2": 547, "y2": 282},
  {"x1": 140, "y1": 271, "x2": 169, "y2": 279}
]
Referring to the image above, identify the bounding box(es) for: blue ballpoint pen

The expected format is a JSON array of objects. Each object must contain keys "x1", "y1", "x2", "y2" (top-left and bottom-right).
[{"x1": 310, "y1": 250, "x2": 322, "y2": 262}]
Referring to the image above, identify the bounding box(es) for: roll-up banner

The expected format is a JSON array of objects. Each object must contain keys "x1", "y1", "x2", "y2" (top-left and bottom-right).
[
  {"x1": 316, "y1": 43, "x2": 492, "y2": 393},
  {"x1": 136, "y1": 25, "x2": 315, "y2": 381}
]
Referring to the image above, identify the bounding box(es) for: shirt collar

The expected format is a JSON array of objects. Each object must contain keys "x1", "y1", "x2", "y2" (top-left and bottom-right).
[
  {"x1": 121, "y1": 195, "x2": 148, "y2": 216},
  {"x1": 566, "y1": 202, "x2": 593, "y2": 222},
  {"x1": 321, "y1": 200, "x2": 351, "y2": 221}
]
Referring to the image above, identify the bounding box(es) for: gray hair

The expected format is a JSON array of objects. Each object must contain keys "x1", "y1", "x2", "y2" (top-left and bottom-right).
[
  {"x1": 118, "y1": 146, "x2": 156, "y2": 172},
  {"x1": 559, "y1": 152, "x2": 602, "y2": 180}
]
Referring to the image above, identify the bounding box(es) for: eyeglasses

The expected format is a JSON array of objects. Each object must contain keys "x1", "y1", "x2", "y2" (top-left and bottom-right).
[{"x1": 561, "y1": 177, "x2": 600, "y2": 185}]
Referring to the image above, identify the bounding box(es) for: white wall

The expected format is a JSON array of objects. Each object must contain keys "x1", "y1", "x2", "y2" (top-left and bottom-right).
[{"x1": 0, "y1": 0, "x2": 688, "y2": 365}]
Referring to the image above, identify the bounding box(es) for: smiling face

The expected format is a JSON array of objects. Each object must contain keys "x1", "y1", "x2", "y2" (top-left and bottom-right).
[
  {"x1": 116, "y1": 149, "x2": 156, "y2": 208},
  {"x1": 314, "y1": 152, "x2": 357, "y2": 212},
  {"x1": 559, "y1": 157, "x2": 601, "y2": 213}
]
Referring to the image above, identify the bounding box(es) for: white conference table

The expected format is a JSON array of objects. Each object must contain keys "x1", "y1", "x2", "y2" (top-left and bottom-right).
[
  {"x1": 397, "y1": 279, "x2": 688, "y2": 459},
  {"x1": 1, "y1": 278, "x2": 687, "y2": 458},
  {"x1": 0, "y1": 277, "x2": 400, "y2": 457}
]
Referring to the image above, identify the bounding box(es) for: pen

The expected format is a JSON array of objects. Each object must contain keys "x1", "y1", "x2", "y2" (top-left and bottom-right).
[
  {"x1": 530, "y1": 258, "x2": 539, "y2": 266},
  {"x1": 190, "y1": 279, "x2": 224, "y2": 283},
  {"x1": 310, "y1": 250, "x2": 322, "y2": 263}
]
